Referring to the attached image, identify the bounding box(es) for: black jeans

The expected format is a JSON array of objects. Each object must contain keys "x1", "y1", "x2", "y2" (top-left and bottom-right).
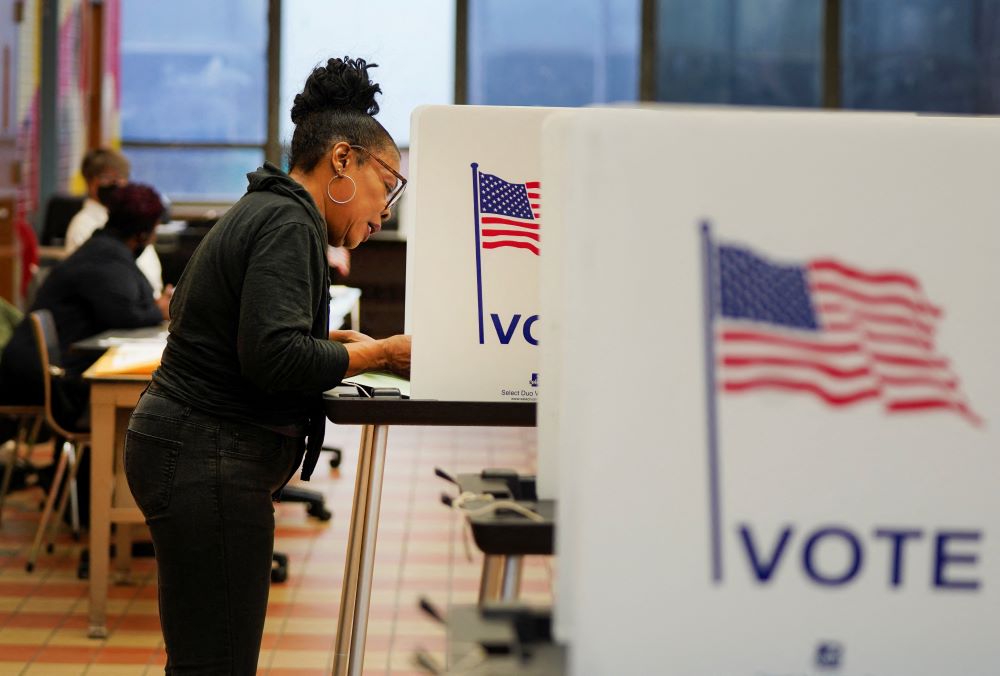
[{"x1": 124, "y1": 387, "x2": 304, "y2": 675}]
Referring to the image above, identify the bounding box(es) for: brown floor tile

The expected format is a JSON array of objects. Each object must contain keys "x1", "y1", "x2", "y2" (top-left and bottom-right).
[{"x1": 0, "y1": 423, "x2": 545, "y2": 674}]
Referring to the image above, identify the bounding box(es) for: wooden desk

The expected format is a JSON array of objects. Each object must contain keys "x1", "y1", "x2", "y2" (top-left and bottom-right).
[
  {"x1": 323, "y1": 391, "x2": 535, "y2": 676},
  {"x1": 82, "y1": 351, "x2": 151, "y2": 638}
]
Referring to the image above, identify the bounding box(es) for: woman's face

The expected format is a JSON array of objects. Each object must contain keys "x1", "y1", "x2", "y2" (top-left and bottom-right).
[{"x1": 325, "y1": 143, "x2": 402, "y2": 249}]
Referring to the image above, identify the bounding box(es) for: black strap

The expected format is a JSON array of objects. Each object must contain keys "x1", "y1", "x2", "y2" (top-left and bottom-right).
[
  {"x1": 301, "y1": 255, "x2": 332, "y2": 482},
  {"x1": 300, "y1": 400, "x2": 325, "y2": 481}
]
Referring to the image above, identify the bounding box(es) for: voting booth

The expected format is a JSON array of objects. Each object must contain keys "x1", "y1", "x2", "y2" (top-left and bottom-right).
[
  {"x1": 406, "y1": 105, "x2": 564, "y2": 402},
  {"x1": 542, "y1": 108, "x2": 1000, "y2": 675}
]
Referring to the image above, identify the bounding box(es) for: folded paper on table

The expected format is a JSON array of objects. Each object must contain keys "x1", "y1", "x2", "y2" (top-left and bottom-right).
[
  {"x1": 86, "y1": 342, "x2": 166, "y2": 377},
  {"x1": 97, "y1": 333, "x2": 168, "y2": 347}
]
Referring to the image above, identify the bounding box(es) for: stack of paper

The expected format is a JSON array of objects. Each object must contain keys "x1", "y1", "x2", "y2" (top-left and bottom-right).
[{"x1": 87, "y1": 342, "x2": 166, "y2": 377}]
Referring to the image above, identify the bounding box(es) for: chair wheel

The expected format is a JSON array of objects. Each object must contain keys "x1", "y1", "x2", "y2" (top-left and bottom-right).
[
  {"x1": 306, "y1": 503, "x2": 332, "y2": 522},
  {"x1": 271, "y1": 553, "x2": 289, "y2": 584},
  {"x1": 45, "y1": 543, "x2": 54, "y2": 553},
  {"x1": 328, "y1": 448, "x2": 342, "y2": 469},
  {"x1": 25, "y1": 562, "x2": 34, "y2": 572}
]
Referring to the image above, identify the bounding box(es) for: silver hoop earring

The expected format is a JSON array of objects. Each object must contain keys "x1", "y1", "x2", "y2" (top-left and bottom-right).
[{"x1": 326, "y1": 174, "x2": 356, "y2": 205}]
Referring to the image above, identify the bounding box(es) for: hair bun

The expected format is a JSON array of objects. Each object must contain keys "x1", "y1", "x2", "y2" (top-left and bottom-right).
[{"x1": 291, "y1": 56, "x2": 382, "y2": 124}]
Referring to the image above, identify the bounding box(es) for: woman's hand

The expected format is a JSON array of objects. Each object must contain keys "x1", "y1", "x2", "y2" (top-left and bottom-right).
[
  {"x1": 329, "y1": 329, "x2": 374, "y2": 343},
  {"x1": 342, "y1": 334, "x2": 411, "y2": 379},
  {"x1": 380, "y1": 334, "x2": 411, "y2": 378}
]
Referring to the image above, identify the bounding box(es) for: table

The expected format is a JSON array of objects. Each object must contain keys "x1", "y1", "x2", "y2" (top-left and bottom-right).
[
  {"x1": 323, "y1": 389, "x2": 535, "y2": 676},
  {"x1": 81, "y1": 350, "x2": 150, "y2": 638},
  {"x1": 74, "y1": 326, "x2": 170, "y2": 637},
  {"x1": 72, "y1": 324, "x2": 168, "y2": 355}
]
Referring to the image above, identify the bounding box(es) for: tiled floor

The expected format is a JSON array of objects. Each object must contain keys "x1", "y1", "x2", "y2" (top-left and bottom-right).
[{"x1": 0, "y1": 422, "x2": 547, "y2": 675}]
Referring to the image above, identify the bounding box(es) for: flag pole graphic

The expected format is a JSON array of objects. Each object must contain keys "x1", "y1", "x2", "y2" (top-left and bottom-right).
[
  {"x1": 471, "y1": 163, "x2": 485, "y2": 344},
  {"x1": 701, "y1": 220, "x2": 723, "y2": 584}
]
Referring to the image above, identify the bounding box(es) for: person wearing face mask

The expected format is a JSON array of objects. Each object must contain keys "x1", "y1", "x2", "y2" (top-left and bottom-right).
[
  {"x1": 0, "y1": 183, "x2": 170, "y2": 429},
  {"x1": 64, "y1": 148, "x2": 165, "y2": 298},
  {"x1": 123, "y1": 57, "x2": 410, "y2": 674}
]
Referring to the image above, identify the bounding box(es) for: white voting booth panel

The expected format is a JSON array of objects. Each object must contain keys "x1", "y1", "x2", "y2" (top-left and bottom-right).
[
  {"x1": 548, "y1": 108, "x2": 1000, "y2": 675},
  {"x1": 537, "y1": 112, "x2": 586, "y2": 502},
  {"x1": 406, "y1": 105, "x2": 563, "y2": 401}
]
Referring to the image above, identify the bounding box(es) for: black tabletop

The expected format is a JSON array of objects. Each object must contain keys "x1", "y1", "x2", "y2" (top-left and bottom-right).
[
  {"x1": 443, "y1": 604, "x2": 564, "y2": 675},
  {"x1": 322, "y1": 388, "x2": 536, "y2": 427},
  {"x1": 468, "y1": 499, "x2": 555, "y2": 556}
]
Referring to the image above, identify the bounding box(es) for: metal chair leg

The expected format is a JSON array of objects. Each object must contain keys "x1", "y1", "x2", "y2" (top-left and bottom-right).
[
  {"x1": 0, "y1": 417, "x2": 30, "y2": 523},
  {"x1": 26, "y1": 442, "x2": 70, "y2": 572},
  {"x1": 24, "y1": 416, "x2": 43, "y2": 461},
  {"x1": 50, "y1": 441, "x2": 86, "y2": 547},
  {"x1": 67, "y1": 444, "x2": 86, "y2": 540},
  {"x1": 47, "y1": 443, "x2": 77, "y2": 553}
]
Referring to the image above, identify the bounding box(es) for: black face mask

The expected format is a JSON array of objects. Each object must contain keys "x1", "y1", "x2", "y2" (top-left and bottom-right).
[{"x1": 96, "y1": 183, "x2": 117, "y2": 206}]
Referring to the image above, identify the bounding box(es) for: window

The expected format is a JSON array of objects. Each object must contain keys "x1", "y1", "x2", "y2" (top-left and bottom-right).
[
  {"x1": 842, "y1": 0, "x2": 1000, "y2": 113},
  {"x1": 120, "y1": 0, "x2": 268, "y2": 202},
  {"x1": 467, "y1": 0, "x2": 641, "y2": 106},
  {"x1": 280, "y1": 0, "x2": 455, "y2": 150},
  {"x1": 114, "y1": 0, "x2": 1000, "y2": 206},
  {"x1": 655, "y1": 0, "x2": 823, "y2": 107}
]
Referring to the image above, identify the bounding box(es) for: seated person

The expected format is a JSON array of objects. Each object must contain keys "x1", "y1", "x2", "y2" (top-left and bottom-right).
[
  {"x1": 65, "y1": 148, "x2": 164, "y2": 298},
  {"x1": 0, "y1": 183, "x2": 171, "y2": 430}
]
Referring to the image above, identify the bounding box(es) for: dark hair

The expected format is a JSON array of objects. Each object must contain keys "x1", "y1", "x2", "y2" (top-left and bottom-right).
[
  {"x1": 100, "y1": 183, "x2": 165, "y2": 239},
  {"x1": 288, "y1": 56, "x2": 396, "y2": 172},
  {"x1": 81, "y1": 148, "x2": 130, "y2": 182}
]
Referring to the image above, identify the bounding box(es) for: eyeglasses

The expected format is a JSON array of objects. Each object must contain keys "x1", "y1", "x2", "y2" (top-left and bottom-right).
[{"x1": 350, "y1": 145, "x2": 407, "y2": 213}]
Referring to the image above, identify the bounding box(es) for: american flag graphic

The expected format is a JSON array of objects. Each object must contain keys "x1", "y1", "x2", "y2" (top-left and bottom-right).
[
  {"x1": 474, "y1": 166, "x2": 541, "y2": 256},
  {"x1": 712, "y1": 241, "x2": 980, "y2": 425}
]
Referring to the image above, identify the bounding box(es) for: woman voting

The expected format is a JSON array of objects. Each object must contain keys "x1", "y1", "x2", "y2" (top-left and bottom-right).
[{"x1": 124, "y1": 57, "x2": 411, "y2": 674}]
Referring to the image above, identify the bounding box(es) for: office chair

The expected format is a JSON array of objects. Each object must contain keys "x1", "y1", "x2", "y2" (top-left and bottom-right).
[
  {"x1": 25, "y1": 310, "x2": 91, "y2": 571},
  {"x1": 40, "y1": 195, "x2": 85, "y2": 246},
  {"x1": 0, "y1": 300, "x2": 48, "y2": 524},
  {"x1": 270, "y1": 478, "x2": 334, "y2": 583},
  {"x1": 267, "y1": 444, "x2": 347, "y2": 582}
]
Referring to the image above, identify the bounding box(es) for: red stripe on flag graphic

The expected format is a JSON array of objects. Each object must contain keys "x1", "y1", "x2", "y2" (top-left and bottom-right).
[
  {"x1": 722, "y1": 378, "x2": 882, "y2": 406},
  {"x1": 480, "y1": 216, "x2": 539, "y2": 230},
  {"x1": 483, "y1": 240, "x2": 539, "y2": 255},
  {"x1": 717, "y1": 252, "x2": 979, "y2": 424}
]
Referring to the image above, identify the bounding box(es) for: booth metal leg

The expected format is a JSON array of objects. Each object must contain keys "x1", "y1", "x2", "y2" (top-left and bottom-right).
[
  {"x1": 500, "y1": 555, "x2": 523, "y2": 600},
  {"x1": 479, "y1": 555, "x2": 505, "y2": 603},
  {"x1": 332, "y1": 423, "x2": 390, "y2": 676}
]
